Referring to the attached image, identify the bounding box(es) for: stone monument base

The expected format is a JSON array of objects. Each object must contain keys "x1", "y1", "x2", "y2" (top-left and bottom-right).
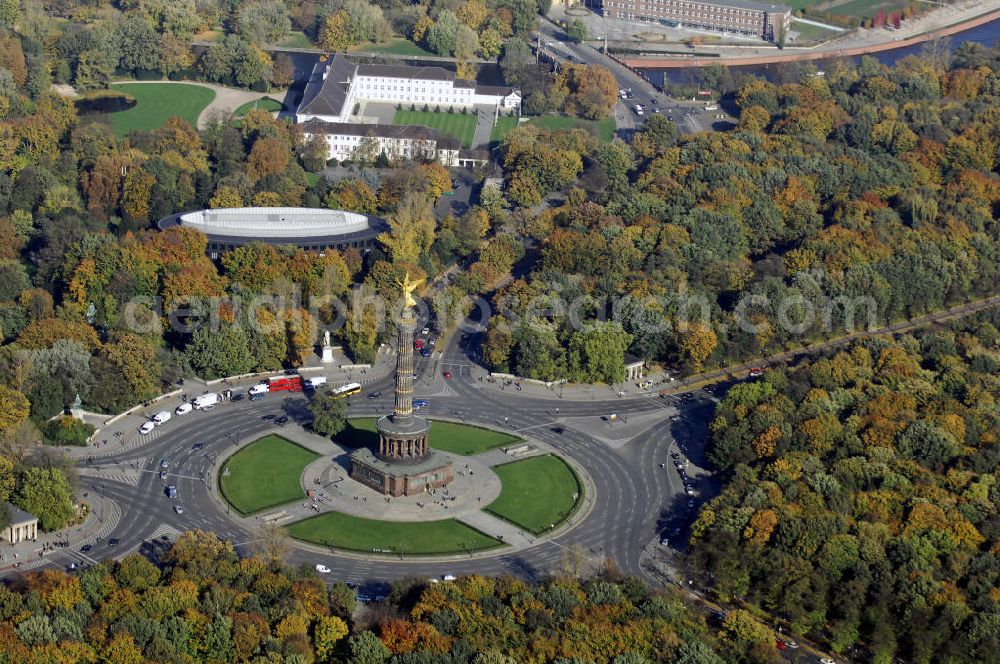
[
  {"x1": 321, "y1": 345, "x2": 334, "y2": 363},
  {"x1": 349, "y1": 448, "x2": 454, "y2": 497}
]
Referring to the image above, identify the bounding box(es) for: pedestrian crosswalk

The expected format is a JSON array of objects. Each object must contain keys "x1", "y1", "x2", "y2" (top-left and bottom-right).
[{"x1": 147, "y1": 524, "x2": 181, "y2": 541}]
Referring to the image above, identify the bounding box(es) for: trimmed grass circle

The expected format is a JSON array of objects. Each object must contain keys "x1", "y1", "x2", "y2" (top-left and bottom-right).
[
  {"x1": 286, "y1": 511, "x2": 503, "y2": 555},
  {"x1": 219, "y1": 434, "x2": 320, "y2": 515},
  {"x1": 342, "y1": 417, "x2": 521, "y2": 456},
  {"x1": 486, "y1": 454, "x2": 583, "y2": 535},
  {"x1": 106, "y1": 82, "x2": 216, "y2": 136}
]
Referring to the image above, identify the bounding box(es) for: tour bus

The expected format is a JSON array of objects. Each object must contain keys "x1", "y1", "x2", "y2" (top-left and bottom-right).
[
  {"x1": 267, "y1": 375, "x2": 304, "y2": 393},
  {"x1": 331, "y1": 382, "x2": 362, "y2": 399},
  {"x1": 304, "y1": 376, "x2": 327, "y2": 390}
]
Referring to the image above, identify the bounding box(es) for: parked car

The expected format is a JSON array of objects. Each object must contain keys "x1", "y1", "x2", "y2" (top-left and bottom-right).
[
  {"x1": 160, "y1": 458, "x2": 170, "y2": 469},
  {"x1": 165, "y1": 485, "x2": 178, "y2": 499},
  {"x1": 316, "y1": 564, "x2": 331, "y2": 574},
  {"x1": 159, "y1": 471, "x2": 167, "y2": 480},
  {"x1": 139, "y1": 422, "x2": 155, "y2": 435},
  {"x1": 152, "y1": 410, "x2": 171, "y2": 425},
  {"x1": 276, "y1": 415, "x2": 289, "y2": 425},
  {"x1": 175, "y1": 403, "x2": 193, "y2": 416}
]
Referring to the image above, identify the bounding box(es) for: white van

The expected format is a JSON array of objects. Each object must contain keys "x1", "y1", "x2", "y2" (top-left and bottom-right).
[
  {"x1": 705, "y1": 104, "x2": 718, "y2": 111},
  {"x1": 249, "y1": 383, "x2": 269, "y2": 396},
  {"x1": 152, "y1": 411, "x2": 171, "y2": 425},
  {"x1": 175, "y1": 403, "x2": 193, "y2": 416},
  {"x1": 193, "y1": 393, "x2": 219, "y2": 410},
  {"x1": 305, "y1": 376, "x2": 327, "y2": 390},
  {"x1": 139, "y1": 421, "x2": 155, "y2": 435}
]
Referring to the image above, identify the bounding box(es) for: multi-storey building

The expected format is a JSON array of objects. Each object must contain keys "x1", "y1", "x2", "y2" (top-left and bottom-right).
[
  {"x1": 600, "y1": 0, "x2": 792, "y2": 42},
  {"x1": 296, "y1": 55, "x2": 521, "y2": 124}
]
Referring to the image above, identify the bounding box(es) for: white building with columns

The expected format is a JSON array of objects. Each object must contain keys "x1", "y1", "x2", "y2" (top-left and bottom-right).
[
  {"x1": 296, "y1": 55, "x2": 521, "y2": 124},
  {"x1": 2, "y1": 502, "x2": 38, "y2": 544}
]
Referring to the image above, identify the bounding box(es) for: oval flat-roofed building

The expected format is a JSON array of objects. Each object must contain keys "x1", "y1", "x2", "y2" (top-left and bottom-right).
[{"x1": 157, "y1": 207, "x2": 388, "y2": 259}]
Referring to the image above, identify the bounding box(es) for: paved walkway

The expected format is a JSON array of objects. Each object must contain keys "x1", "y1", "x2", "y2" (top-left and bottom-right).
[{"x1": 0, "y1": 492, "x2": 120, "y2": 574}]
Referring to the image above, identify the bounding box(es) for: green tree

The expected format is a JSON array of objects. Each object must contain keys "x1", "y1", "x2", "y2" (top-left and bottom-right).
[
  {"x1": 184, "y1": 324, "x2": 255, "y2": 379},
  {"x1": 308, "y1": 388, "x2": 347, "y2": 438},
  {"x1": 427, "y1": 11, "x2": 462, "y2": 57},
  {"x1": 567, "y1": 321, "x2": 633, "y2": 383},
  {"x1": 349, "y1": 631, "x2": 391, "y2": 664},
  {"x1": 15, "y1": 467, "x2": 75, "y2": 531},
  {"x1": 315, "y1": 615, "x2": 349, "y2": 662},
  {"x1": 566, "y1": 19, "x2": 587, "y2": 43}
]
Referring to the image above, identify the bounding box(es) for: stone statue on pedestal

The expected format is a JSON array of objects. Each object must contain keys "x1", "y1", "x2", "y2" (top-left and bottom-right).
[{"x1": 321, "y1": 329, "x2": 334, "y2": 363}]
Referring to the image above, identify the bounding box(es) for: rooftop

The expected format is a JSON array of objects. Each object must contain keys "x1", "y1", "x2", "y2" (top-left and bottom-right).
[
  {"x1": 300, "y1": 119, "x2": 463, "y2": 151},
  {"x1": 177, "y1": 207, "x2": 371, "y2": 239},
  {"x1": 691, "y1": 0, "x2": 791, "y2": 11},
  {"x1": 3, "y1": 502, "x2": 37, "y2": 526}
]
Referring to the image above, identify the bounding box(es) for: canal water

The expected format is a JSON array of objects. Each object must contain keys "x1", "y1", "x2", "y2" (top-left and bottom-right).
[{"x1": 637, "y1": 17, "x2": 1000, "y2": 87}]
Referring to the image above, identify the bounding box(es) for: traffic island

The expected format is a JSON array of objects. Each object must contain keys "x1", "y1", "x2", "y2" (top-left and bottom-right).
[
  {"x1": 219, "y1": 435, "x2": 321, "y2": 515},
  {"x1": 486, "y1": 454, "x2": 584, "y2": 535}
]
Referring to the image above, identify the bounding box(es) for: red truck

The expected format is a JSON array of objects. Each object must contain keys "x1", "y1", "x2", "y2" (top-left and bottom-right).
[{"x1": 267, "y1": 375, "x2": 304, "y2": 392}]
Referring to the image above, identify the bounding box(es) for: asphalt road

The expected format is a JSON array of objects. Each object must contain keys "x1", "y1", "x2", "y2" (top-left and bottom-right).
[{"x1": 32, "y1": 320, "x2": 718, "y2": 593}]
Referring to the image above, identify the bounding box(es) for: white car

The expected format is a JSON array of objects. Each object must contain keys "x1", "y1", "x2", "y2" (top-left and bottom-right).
[
  {"x1": 139, "y1": 422, "x2": 155, "y2": 435},
  {"x1": 820, "y1": 659, "x2": 835, "y2": 664},
  {"x1": 173, "y1": 505, "x2": 184, "y2": 514},
  {"x1": 315, "y1": 564, "x2": 331, "y2": 574},
  {"x1": 442, "y1": 574, "x2": 457, "y2": 582},
  {"x1": 175, "y1": 403, "x2": 193, "y2": 416},
  {"x1": 421, "y1": 327, "x2": 430, "y2": 335}
]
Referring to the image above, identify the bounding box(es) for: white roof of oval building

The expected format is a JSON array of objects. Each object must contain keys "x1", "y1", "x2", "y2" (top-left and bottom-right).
[{"x1": 177, "y1": 207, "x2": 371, "y2": 239}]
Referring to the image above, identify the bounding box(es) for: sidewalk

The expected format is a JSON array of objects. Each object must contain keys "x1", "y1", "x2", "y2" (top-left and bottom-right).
[
  {"x1": 0, "y1": 492, "x2": 121, "y2": 575},
  {"x1": 57, "y1": 350, "x2": 396, "y2": 460}
]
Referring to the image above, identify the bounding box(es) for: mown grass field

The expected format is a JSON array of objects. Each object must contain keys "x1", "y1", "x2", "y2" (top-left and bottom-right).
[
  {"x1": 233, "y1": 97, "x2": 285, "y2": 118},
  {"x1": 789, "y1": 20, "x2": 842, "y2": 43},
  {"x1": 108, "y1": 82, "x2": 215, "y2": 136},
  {"x1": 827, "y1": 0, "x2": 908, "y2": 19},
  {"x1": 361, "y1": 38, "x2": 436, "y2": 57},
  {"x1": 490, "y1": 114, "x2": 616, "y2": 145},
  {"x1": 287, "y1": 511, "x2": 503, "y2": 554},
  {"x1": 392, "y1": 109, "x2": 477, "y2": 148},
  {"x1": 486, "y1": 455, "x2": 582, "y2": 534},
  {"x1": 219, "y1": 435, "x2": 319, "y2": 514},
  {"x1": 344, "y1": 418, "x2": 520, "y2": 456}
]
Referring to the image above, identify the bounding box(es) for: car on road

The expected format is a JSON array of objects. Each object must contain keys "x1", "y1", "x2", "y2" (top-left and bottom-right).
[
  {"x1": 160, "y1": 458, "x2": 170, "y2": 468},
  {"x1": 443, "y1": 370, "x2": 452, "y2": 379},
  {"x1": 159, "y1": 471, "x2": 167, "y2": 480},
  {"x1": 421, "y1": 327, "x2": 430, "y2": 335},
  {"x1": 442, "y1": 574, "x2": 457, "y2": 582},
  {"x1": 175, "y1": 403, "x2": 193, "y2": 416},
  {"x1": 687, "y1": 499, "x2": 695, "y2": 508},
  {"x1": 660, "y1": 538, "x2": 669, "y2": 546},
  {"x1": 139, "y1": 421, "x2": 155, "y2": 435},
  {"x1": 67, "y1": 563, "x2": 77, "y2": 571},
  {"x1": 173, "y1": 505, "x2": 184, "y2": 514},
  {"x1": 315, "y1": 564, "x2": 331, "y2": 574},
  {"x1": 429, "y1": 338, "x2": 435, "y2": 346},
  {"x1": 80, "y1": 544, "x2": 92, "y2": 553},
  {"x1": 262, "y1": 414, "x2": 275, "y2": 421},
  {"x1": 420, "y1": 348, "x2": 431, "y2": 357},
  {"x1": 192, "y1": 442, "x2": 205, "y2": 451},
  {"x1": 413, "y1": 399, "x2": 429, "y2": 408},
  {"x1": 108, "y1": 538, "x2": 120, "y2": 547},
  {"x1": 166, "y1": 485, "x2": 178, "y2": 499},
  {"x1": 685, "y1": 486, "x2": 695, "y2": 496},
  {"x1": 779, "y1": 639, "x2": 798, "y2": 649},
  {"x1": 819, "y1": 659, "x2": 835, "y2": 664},
  {"x1": 367, "y1": 391, "x2": 381, "y2": 399},
  {"x1": 276, "y1": 415, "x2": 289, "y2": 425}
]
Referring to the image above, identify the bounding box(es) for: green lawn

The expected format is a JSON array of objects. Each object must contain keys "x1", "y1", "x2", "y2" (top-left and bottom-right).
[
  {"x1": 219, "y1": 435, "x2": 320, "y2": 515},
  {"x1": 827, "y1": 0, "x2": 908, "y2": 19},
  {"x1": 393, "y1": 109, "x2": 477, "y2": 148},
  {"x1": 233, "y1": 96, "x2": 285, "y2": 118},
  {"x1": 277, "y1": 31, "x2": 312, "y2": 48},
  {"x1": 490, "y1": 114, "x2": 616, "y2": 145},
  {"x1": 107, "y1": 83, "x2": 215, "y2": 136},
  {"x1": 490, "y1": 115, "x2": 520, "y2": 144},
  {"x1": 287, "y1": 511, "x2": 503, "y2": 554},
  {"x1": 361, "y1": 38, "x2": 436, "y2": 57},
  {"x1": 487, "y1": 455, "x2": 582, "y2": 534},
  {"x1": 789, "y1": 20, "x2": 842, "y2": 43},
  {"x1": 343, "y1": 418, "x2": 520, "y2": 456}
]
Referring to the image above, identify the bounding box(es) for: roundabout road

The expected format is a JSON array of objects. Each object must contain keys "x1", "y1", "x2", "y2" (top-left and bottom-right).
[{"x1": 42, "y1": 323, "x2": 718, "y2": 588}]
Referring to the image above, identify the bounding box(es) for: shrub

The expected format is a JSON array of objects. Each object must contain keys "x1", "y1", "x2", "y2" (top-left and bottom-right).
[
  {"x1": 448, "y1": 106, "x2": 454, "y2": 113},
  {"x1": 422, "y1": 104, "x2": 429, "y2": 112},
  {"x1": 43, "y1": 416, "x2": 94, "y2": 446},
  {"x1": 396, "y1": 102, "x2": 402, "y2": 110},
  {"x1": 410, "y1": 103, "x2": 416, "y2": 111},
  {"x1": 434, "y1": 105, "x2": 441, "y2": 112}
]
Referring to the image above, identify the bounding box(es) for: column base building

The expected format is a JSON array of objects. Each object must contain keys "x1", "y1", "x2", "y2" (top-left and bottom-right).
[{"x1": 600, "y1": 0, "x2": 791, "y2": 42}]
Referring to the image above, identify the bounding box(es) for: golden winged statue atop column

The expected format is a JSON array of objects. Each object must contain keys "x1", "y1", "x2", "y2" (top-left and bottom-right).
[{"x1": 398, "y1": 272, "x2": 424, "y2": 309}]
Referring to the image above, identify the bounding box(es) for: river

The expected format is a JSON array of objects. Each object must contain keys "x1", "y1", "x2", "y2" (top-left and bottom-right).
[{"x1": 636, "y1": 17, "x2": 1000, "y2": 87}]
